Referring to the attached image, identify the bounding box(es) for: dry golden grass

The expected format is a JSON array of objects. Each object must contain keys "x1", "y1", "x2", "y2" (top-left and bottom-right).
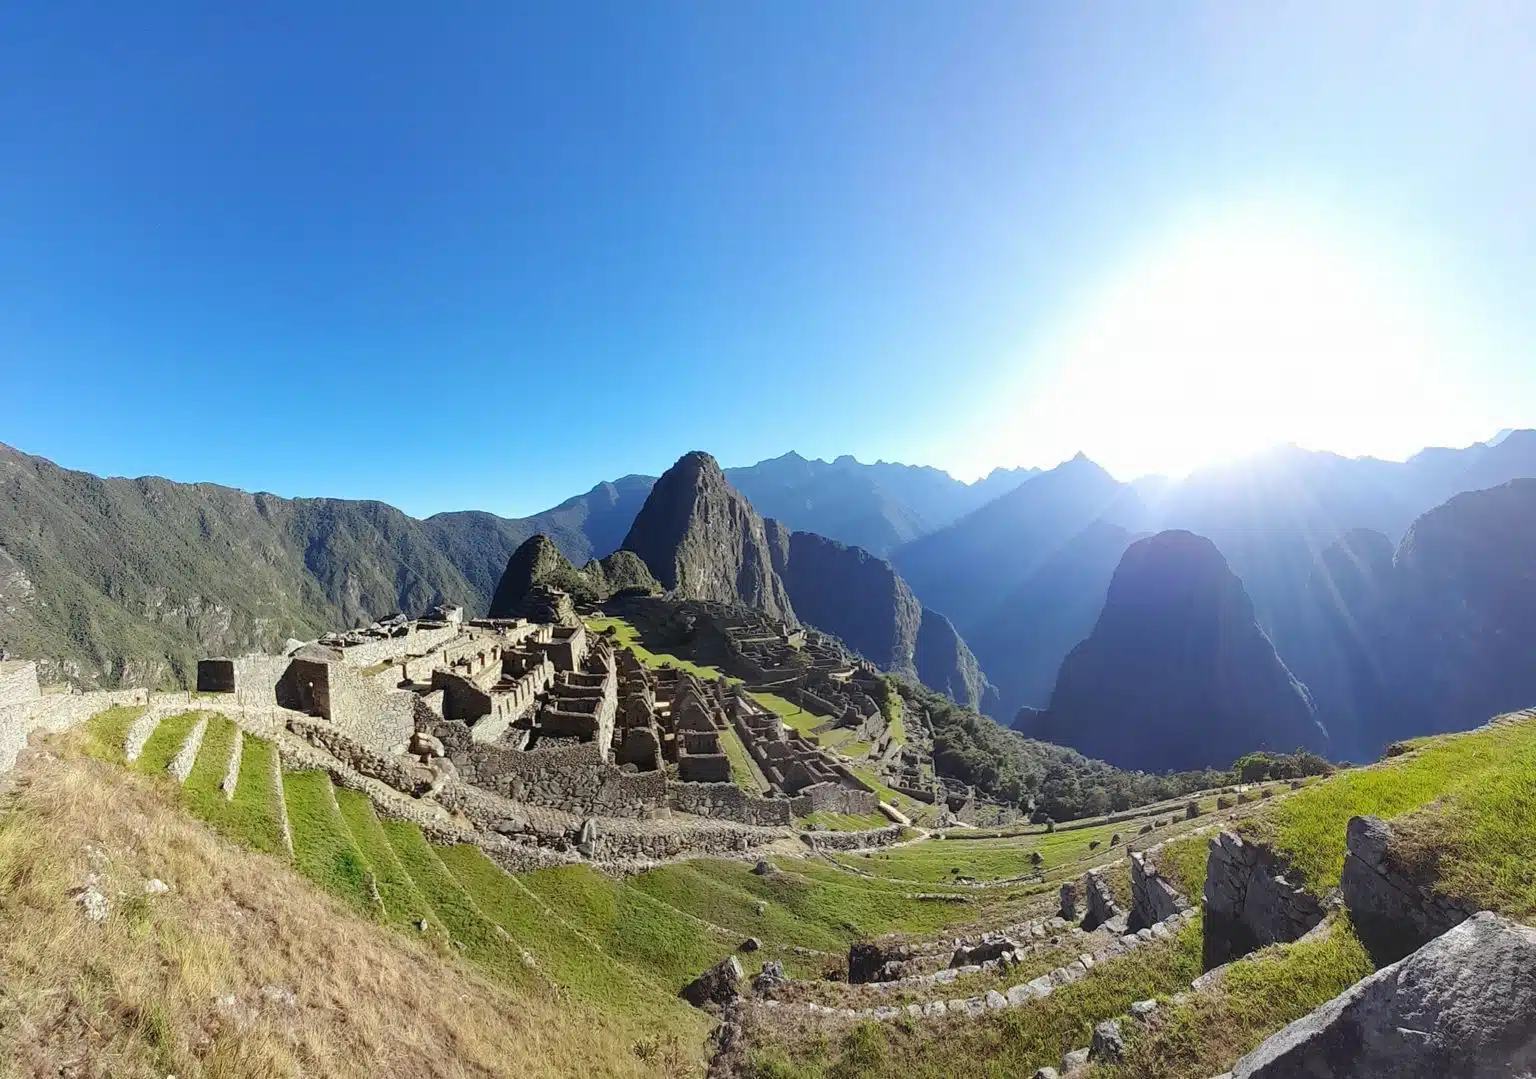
[{"x1": 0, "y1": 748, "x2": 700, "y2": 1079}]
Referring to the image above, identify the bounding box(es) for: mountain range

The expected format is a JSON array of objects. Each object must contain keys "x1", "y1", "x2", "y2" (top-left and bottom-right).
[{"x1": 6, "y1": 432, "x2": 1536, "y2": 772}]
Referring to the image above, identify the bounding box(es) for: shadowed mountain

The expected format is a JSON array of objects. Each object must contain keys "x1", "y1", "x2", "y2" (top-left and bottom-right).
[
  {"x1": 620, "y1": 452, "x2": 797, "y2": 622},
  {"x1": 487, "y1": 535, "x2": 657, "y2": 618},
  {"x1": 914, "y1": 609, "x2": 998, "y2": 713},
  {"x1": 1384, "y1": 479, "x2": 1536, "y2": 742},
  {"x1": 767, "y1": 528, "x2": 921, "y2": 677},
  {"x1": 1020, "y1": 530, "x2": 1326, "y2": 772},
  {"x1": 892, "y1": 454, "x2": 1134, "y2": 634},
  {"x1": 968, "y1": 520, "x2": 1140, "y2": 716}
]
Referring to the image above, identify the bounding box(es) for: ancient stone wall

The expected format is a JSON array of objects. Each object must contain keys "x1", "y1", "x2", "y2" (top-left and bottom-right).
[
  {"x1": 1203, "y1": 830, "x2": 1327, "y2": 968},
  {"x1": 798, "y1": 824, "x2": 905, "y2": 851},
  {"x1": 667, "y1": 781, "x2": 794, "y2": 826},
  {"x1": 334, "y1": 623, "x2": 460, "y2": 669},
  {"x1": 0, "y1": 661, "x2": 153, "y2": 771},
  {"x1": 1130, "y1": 848, "x2": 1191, "y2": 931},
  {"x1": 1340, "y1": 814, "x2": 1476, "y2": 966},
  {"x1": 457, "y1": 740, "x2": 667, "y2": 817}
]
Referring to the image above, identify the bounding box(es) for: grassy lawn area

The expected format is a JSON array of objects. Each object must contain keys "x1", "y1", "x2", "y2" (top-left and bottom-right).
[
  {"x1": 837, "y1": 818, "x2": 1148, "y2": 884},
  {"x1": 745, "y1": 920, "x2": 1204, "y2": 1079},
  {"x1": 77, "y1": 705, "x2": 146, "y2": 762},
  {"x1": 1238, "y1": 717, "x2": 1536, "y2": 895},
  {"x1": 585, "y1": 616, "x2": 729, "y2": 680},
  {"x1": 751, "y1": 690, "x2": 837, "y2": 738},
  {"x1": 519, "y1": 863, "x2": 739, "y2": 991},
  {"x1": 178, "y1": 717, "x2": 288, "y2": 855},
  {"x1": 335, "y1": 786, "x2": 440, "y2": 929},
  {"x1": 1099, "y1": 917, "x2": 1373, "y2": 1079}
]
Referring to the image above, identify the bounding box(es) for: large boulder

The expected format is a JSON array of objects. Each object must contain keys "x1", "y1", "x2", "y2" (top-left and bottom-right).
[
  {"x1": 1232, "y1": 911, "x2": 1536, "y2": 1077},
  {"x1": 679, "y1": 955, "x2": 745, "y2": 1010}
]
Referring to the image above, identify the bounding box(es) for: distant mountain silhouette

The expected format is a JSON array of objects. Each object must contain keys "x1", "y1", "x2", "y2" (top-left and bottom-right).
[
  {"x1": 1020, "y1": 530, "x2": 1326, "y2": 772},
  {"x1": 914, "y1": 609, "x2": 998, "y2": 712},
  {"x1": 724, "y1": 452, "x2": 1036, "y2": 556},
  {"x1": 968, "y1": 520, "x2": 1140, "y2": 715},
  {"x1": 892, "y1": 454, "x2": 1134, "y2": 634}
]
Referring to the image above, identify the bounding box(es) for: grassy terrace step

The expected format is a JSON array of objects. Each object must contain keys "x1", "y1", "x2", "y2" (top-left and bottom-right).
[
  {"x1": 747, "y1": 919, "x2": 1205, "y2": 1079},
  {"x1": 438, "y1": 846, "x2": 706, "y2": 1032},
  {"x1": 1097, "y1": 917, "x2": 1373, "y2": 1079},
  {"x1": 179, "y1": 716, "x2": 287, "y2": 854},
  {"x1": 131, "y1": 710, "x2": 203, "y2": 775},
  {"x1": 519, "y1": 863, "x2": 740, "y2": 991},
  {"x1": 377, "y1": 818, "x2": 543, "y2": 991},
  {"x1": 78, "y1": 705, "x2": 146, "y2": 763},
  {"x1": 334, "y1": 787, "x2": 440, "y2": 929},
  {"x1": 1238, "y1": 716, "x2": 1536, "y2": 897},
  {"x1": 282, "y1": 770, "x2": 377, "y2": 915}
]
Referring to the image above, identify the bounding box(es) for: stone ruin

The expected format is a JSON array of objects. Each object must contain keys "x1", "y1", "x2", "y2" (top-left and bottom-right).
[{"x1": 193, "y1": 603, "x2": 881, "y2": 867}]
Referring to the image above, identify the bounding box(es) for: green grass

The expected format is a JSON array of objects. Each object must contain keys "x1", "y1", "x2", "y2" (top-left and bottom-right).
[
  {"x1": 437, "y1": 845, "x2": 708, "y2": 1038},
  {"x1": 751, "y1": 691, "x2": 837, "y2": 738},
  {"x1": 802, "y1": 811, "x2": 893, "y2": 832},
  {"x1": 837, "y1": 819, "x2": 1137, "y2": 884},
  {"x1": 719, "y1": 724, "x2": 771, "y2": 792},
  {"x1": 77, "y1": 705, "x2": 146, "y2": 763},
  {"x1": 377, "y1": 818, "x2": 541, "y2": 989},
  {"x1": 1154, "y1": 833, "x2": 1210, "y2": 902},
  {"x1": 585, "y1": 616, "x2": 729, "y2": 680},
  {"x1": 334, "y1": 787, "x2": 439, "y2": 928},
  {"x1": 1239, "y1": 718, "x2": 1536, "y2": 894},
  {"x1": 131, "y1": 711, "x2": 203, "y2": 776},
  {"x1": 746, "y1": 919, "x2": 1204, "y2": 1079},
  {"x1": 1389, "y1": 720, "x2": 1536, "y2": 919},
  {"x1": 178, "y1": 717, "x2": 287, "y2": 854},
  {"x1": 519, "y1": 864, "x2": 736, "y2": 991},
  {"x1": 1099, "y1": 917, "x2": 1373, "y2": 1079},
  {"x1": 282, "y1": 770, "x2": 376, "y2": 914}
]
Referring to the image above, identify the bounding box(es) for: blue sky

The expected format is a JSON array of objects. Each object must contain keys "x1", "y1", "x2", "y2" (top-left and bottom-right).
[{"x1": 2, "y1": 3, "x2": 1533, "y2": 517}]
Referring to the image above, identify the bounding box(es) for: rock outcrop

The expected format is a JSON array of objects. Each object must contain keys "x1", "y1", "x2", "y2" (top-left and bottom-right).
[
  {"x1": 1023, "y1": 530, "x2": 1327, "y2": 772},
  {"x1": 680, "y1": 954, "x2": 745, "y2": 1010},
  {"x1": 621, "y1": 452, "x2": 797, "y2": 623},
  {"x1": 488, "y1": 535, "x2": 583, "y2": 617},
  {"x1": 1231, "y1": 912, "x2": 1536, "y2": 1078},
  {"x1": 1129, "y1": 849, "x2": 1190, "y2": 932}
]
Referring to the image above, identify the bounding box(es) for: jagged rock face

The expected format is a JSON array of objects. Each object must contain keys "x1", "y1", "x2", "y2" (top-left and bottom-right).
[
  {"x1": 1027, "y1": 530, "x2": 1326, "y2": 772},
  {"x1": 487, "y1": 535, "x2": 577, "y2": 617},
  {"x1": 1232, "y1": 912, "x2": 1536, "y2": 1078},
  {"x1": 621, "y1": 452, "x2": 796, "y2": 623},
  {"x1": 772, "y1": 529, "x2": 921, "y2": 677},
  {"x1": 915, "y1": 609, "x2": 996, "y2": 711}
]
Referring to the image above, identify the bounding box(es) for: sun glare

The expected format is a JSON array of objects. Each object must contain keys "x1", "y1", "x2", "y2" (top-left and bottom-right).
[{"x1": 999, "y1": 205, "x2": 1489, "y2": 479}]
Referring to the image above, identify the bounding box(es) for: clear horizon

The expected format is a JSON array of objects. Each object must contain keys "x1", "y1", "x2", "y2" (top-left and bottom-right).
[{"x1": 2, "y1": 4, "x2": 1533, "y2": 516}]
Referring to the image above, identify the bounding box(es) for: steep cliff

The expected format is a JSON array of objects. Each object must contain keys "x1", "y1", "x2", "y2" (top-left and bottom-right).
[
  {"x1": 1025, "y1": 530, "x2": 1326, "y2": 771},
  {"x1": 914, "y1": 609, "x2": 997, "y2": 712},
  {"x1": 770, "y1": 529, "x2": 922, "y2": 677},
  {"x1": 620, "y1": 452, "x2": 797, "y2": 623}
]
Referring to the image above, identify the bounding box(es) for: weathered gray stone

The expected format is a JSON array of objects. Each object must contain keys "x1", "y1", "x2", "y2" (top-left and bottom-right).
[
  {"x1": 1059, "y1": 880, "x2": 1079, "y2": 921},
  {"x1": 1130, "y1": 998, "x2": 1159, "y2": 1020},
  {"x1": 1130, "y1": 849, "x2": 1189, "y2": 931},
  {"x1": 1032, "y1": 1069, "x2": 1060, "y2": 1079},
  {"x1": 985, "y1": 989, "x2": 1008, "y2": 1010},
  {"x1": 1090, "y1": 1019, "x2": 1125, "y2": 1062},
  {"x1": 680, "y1": 955, "x2": 744, "y2": 1009},
  {"x1": 1061, "y1": 1047, "x2": 1090, "y2": 1072},
  {"x1": 1340, "y1": 814, "x2": 1476, "y2": 966},
  {"x1": 1203, "y1": 831, "x2": 1326, "y2": 968},
  {"x1": 1081, "y1": 870, "x2": 1123, "y2": 931},
  {"x1": 751, "y1": 960, "x2": 786, "y2": 992},
  {"x1": 1232, "y1": 912, "x2": 1536, "y2": 1078}
]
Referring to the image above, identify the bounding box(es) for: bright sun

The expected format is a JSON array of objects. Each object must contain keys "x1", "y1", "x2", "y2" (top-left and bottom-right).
[{"x1": 1003, "y1": 204, "x2": 1488, "y2": 478}]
